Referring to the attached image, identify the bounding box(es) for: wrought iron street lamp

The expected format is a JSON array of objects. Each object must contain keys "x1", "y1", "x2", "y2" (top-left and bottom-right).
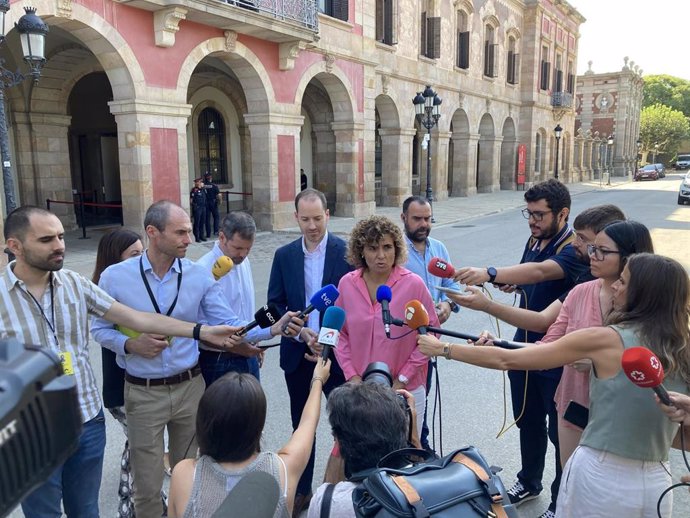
[
  {"x1": 0, "y1": 3, "x2": 49, "y2": 218},
  {"x1": 635, "y1": 138, "x2": 641, "y2": 181},
  {"x1": 413, "y1": 85, "x2": 441, "y2": 218},
  {"x1": 554, "y1": 124, "x2": 562, "y2": 180}
]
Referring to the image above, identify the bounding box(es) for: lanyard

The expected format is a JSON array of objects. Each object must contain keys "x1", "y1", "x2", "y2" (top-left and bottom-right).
[
  {"x1": 139, "y1": 256, "x2": 183, "y2": 316},
  {"x1": 21, "y1": 273, "x2": 59, "y2": 348}
]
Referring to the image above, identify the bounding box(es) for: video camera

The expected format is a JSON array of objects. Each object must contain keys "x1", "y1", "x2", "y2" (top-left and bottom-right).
[
  {"x1": 0, "y1": 339, "x2": 82, "y2": 518},
  {"x1": 361, "y1": 362, "x2": 414, "y2": 444}
]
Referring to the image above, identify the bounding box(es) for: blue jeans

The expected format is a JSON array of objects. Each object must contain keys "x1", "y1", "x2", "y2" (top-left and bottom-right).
[
  {"x1": 22, "y1": 409, "x2": 106, "y2": 518},
  {"x1": 199, "y1": 349, "x2": 260, "y2": 386}
]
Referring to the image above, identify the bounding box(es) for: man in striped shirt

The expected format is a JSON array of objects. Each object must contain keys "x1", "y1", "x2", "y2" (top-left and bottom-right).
[{"x1": 1, "y1": 206, "x2": 238, "y2": 518}]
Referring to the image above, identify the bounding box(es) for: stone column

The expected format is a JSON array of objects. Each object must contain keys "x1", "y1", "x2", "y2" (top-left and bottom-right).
[
  {"x1": 12, "y1": 112, "x2": 75, "y2": 225},
  {"x1": 332, "y1": 122, "x2": 374, "y2": 217},
  {"x1": 378, "y1": 128, "x2": 415, "y2": 207},
  {"x1": 243, "y1": 113, "x2": 304, "y2": 230},
  {"x1": 449, "y1": 133, "x2": 480, "y2": 197},
  {"x1": 109, "y1": 99, "x2": 192, "y2": 228},
  {"x1": 431, "y1": 131, "x2": 451, "y2": 201}
]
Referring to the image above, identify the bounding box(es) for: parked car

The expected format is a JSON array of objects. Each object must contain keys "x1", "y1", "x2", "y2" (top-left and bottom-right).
[
  {"x1": 679, "y1": 172, "x2": 690, "y2": 205},
  {"x1": 635, "y1": 164, "x2": 659, "y2": 181},
  {"x1": 654, "y1": 163, "x2": 666, "y2": 178},
  {"x1": 675, "y1": 154, "x2": 690, "y2": 170}
]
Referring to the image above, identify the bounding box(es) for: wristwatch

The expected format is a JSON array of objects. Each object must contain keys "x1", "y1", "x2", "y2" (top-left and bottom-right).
[
  {"x1": 397, "y1": 374, "x2": 409, "y2": 386},
  {"x1": 487, "y1": 266, "x2": 497, "y2": 283}
]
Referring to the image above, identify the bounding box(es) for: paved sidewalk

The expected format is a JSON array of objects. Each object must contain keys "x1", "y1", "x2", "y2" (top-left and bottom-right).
[{"x1": 58, "y1": 176, "x2": 631, "y2": 275}]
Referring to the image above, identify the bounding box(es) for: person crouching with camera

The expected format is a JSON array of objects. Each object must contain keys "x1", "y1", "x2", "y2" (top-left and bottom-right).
[{"x1": 307, "y1": 363, "x2": 420, "y2": 518}]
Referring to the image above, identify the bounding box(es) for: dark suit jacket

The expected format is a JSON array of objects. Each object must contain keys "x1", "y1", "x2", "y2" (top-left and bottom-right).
[{"x1": 267, "y1": 233, "x2": 352, "y2": 374}]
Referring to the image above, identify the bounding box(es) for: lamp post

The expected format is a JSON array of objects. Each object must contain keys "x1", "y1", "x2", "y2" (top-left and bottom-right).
[
  {"x1": 0, "y1": 3, "x2": 48, "y2": 218},
  {"x1": 553, "y1": 124, "x2": 562, "y2": 180},
  {"x1": 653, "y1": 143, "x2": 659, "y2": 164},
  {"x1": 413, "y1": 85, "x2": 441, "y2": 219},
  {"x1": 635, "y1": 138, "x2": 642, "y2": 181},
  {"x1": 606, "y1": 134, "x2": 614, "y2": 185}
]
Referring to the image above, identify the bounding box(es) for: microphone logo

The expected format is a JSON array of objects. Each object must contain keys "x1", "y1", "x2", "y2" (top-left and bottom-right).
[
  {"x1": 265, "y1": 307, "x2": 276, "y2": 324},
  {"x1": 321, "y1": 292, "x2": 333, "y2": 306},
  {"x1": 649, "y1": 356, "x2": 660, "y2": 370},
  {"x1": 630, "y1": 370, "x2": 646, "y2": 382},
  {"x1": 435, "y1": 261, "x2": 447, "y2": 271},
  {"x1": 405, "y1": 305, "x2": 416, "y2": 321}
]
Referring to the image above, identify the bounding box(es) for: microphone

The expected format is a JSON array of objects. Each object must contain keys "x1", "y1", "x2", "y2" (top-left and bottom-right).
[
  {"x1": 428, "y1": 257, "x2": 455, "y2": 278},
  {"x1": 403, "y1": 300, "x2": 429, "y2": 335},
  {"x1": 621, "y1": 347, "x2": 672, "y2": 406},
  {"x1": 212, "y1": 256, "x2": 234, "y2": 281},
  {"x1": 376, "y1": 285, "x2": 394, "y2": 338},
  {"x1": 423, "y1": 326, "x2": 524, "y2": 350},
  {"x1": 318, "y1": 306, "x2": 346, "y2": 362},
  {"x1": 282, "y1": 284, "x2": 340, "y2": 334},
  {"x1": 236, "y1": 303, "x2": 283, "y2": 337}
]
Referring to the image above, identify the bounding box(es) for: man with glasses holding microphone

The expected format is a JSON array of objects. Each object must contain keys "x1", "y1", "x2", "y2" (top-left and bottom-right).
[{"x1": 454, "y1": 179, "x2": 589, "y2": 518}]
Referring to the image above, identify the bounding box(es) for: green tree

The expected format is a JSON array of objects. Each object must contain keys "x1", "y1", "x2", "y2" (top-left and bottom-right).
[
  {"x1": 643, "y1": 75, "x2": 690, "y2": 117},
  {"x1": 639, "y1": 104, "x2": 690, "y2": 160}
]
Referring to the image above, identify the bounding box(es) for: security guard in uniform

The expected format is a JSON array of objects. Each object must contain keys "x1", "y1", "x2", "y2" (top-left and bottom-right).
[{"x1": 190, "y1": 178, "x2": 207, "y2": 242}]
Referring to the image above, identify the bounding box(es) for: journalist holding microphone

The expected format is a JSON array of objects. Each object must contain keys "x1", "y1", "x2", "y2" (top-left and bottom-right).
[
  {"x1": 334, "y1": 215, "x2": 439, "y2": 436},
  {"x1": 416, "y1": 253, "x2": 690, "y2": 518}
]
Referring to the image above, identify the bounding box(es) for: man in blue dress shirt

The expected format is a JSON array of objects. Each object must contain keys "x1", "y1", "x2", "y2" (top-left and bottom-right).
[{"x1": 92, "y1": 201, "x2": 301, "y2": 518}]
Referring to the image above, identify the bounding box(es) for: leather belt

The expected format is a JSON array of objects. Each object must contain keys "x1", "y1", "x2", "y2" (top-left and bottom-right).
[{"x1": 125, "y1": 365, "x2": 201, "y2": 387}]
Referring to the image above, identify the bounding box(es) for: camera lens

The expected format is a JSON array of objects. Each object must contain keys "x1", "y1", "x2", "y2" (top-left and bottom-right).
[{"x1": 362, "y1": 361, "x2": 393, "y2": 387}]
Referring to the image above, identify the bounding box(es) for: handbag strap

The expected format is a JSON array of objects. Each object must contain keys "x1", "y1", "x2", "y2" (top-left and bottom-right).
[
  {"x1": 452, "y1": 453, "x2": 509, "y2": 518},
  {"x1": 320, "y1": 483, "x2": 335, "y2": 518},
  {"x1": 391, "y1": 475, "x2": 430, "y2": 518}
]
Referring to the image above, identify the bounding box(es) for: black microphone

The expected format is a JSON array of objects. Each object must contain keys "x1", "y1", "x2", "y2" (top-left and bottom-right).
[
  {"x1": 236, "y1": 303, "x2": 283, "y2": 336},
  {"x1": 424, "y1": 326, "x2": 525, "y2": 350},
  {"x1": 318, "y1": 306, "x2": 346, "y2": 362}
]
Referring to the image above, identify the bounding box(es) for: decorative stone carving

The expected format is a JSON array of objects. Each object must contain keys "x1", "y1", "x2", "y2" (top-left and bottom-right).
[
  {"x1": 56, "y1": 0, "x2": 72, "y2": 19},
  {"x1": 224, "y1": 30, "x2": 238, "y2": 53},
  {"x1": 279, "y1": 41, "x2": 306, "y2": 71},
  {"x1": 381, "y1": 75, "x2": 390, "y2": 95},
  {"x1": 324, "y1": 53, "x2": 335, "y2": 73},
  {"x1": 154, "y1": 7, "x2": 187, "y2": 48}
]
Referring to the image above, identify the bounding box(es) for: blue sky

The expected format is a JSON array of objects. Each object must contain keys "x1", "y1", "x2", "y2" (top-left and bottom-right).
[{"x1": 573, "y1": 1, "x2": 690, "y2": 81}]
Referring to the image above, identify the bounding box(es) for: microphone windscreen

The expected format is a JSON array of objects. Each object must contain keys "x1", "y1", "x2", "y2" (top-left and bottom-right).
[
  {"x1": 428, "y1": 257, "x2": 455, "y2": 278},
  {"x1": 403, "y1": 300, "x2": 430, "y2": 330},
  {"x1": 212, "y1": 256, "x2": 234, "y2": 281},
  {"x1": 621, "y1": 346, "x2": 665, "y2": 388},
  {"x1": 309, "y1": 284, "x2": 340, "y2": 312},
  {"x1": 254, "y1": 303, "x2": 283, "y2": 328},
  {"x1": 321, "y1": 306, "x2": 346, "y2": 331},
  {"x1": 376, "y1": 285, "x2": 392, "y2": 304}
]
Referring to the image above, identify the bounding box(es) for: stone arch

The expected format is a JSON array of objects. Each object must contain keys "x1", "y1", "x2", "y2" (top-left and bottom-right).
[
  {"x1": 499, "y1": 117, "x2": 517, "y2": 189},
  {"x1": 177, "y1": 36, "x2": 273, "y2": 113},
  {"x1": 477, "y1": 113, "x2": 496, "y2": 192},
  {"x1": 293, "y1": 63, "x2": 357, "y2": 124},
  {"x1": 448, "y1": 109, "x2": 472, "y2": 196}
]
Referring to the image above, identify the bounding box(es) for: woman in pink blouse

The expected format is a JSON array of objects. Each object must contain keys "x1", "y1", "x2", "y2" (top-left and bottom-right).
[{"x1": 334, "y1": 215, "x2": 439, "y2": 435}]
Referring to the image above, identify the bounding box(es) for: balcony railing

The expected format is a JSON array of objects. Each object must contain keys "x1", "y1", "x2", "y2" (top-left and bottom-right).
[
  {"x1": 227, "y1": 0, "x2": 318, "y2": 31},
  {"x1": 552, "y1": 92, "x2": 573, "y2": 108}
]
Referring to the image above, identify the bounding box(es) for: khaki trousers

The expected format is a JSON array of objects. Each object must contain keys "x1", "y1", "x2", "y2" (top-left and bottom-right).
[{"x1": 125, "y1": 374, "x2": 205, "y2": 518}]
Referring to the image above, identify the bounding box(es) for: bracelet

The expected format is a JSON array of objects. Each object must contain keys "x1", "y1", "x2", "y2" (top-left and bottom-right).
[
  {"x1": 443, "y1": 342, "x2": 452, "y2": 360},
  {"x1": 193, "y1": 323, "x2": 202, "y2": 341},
  {"x1": 310, "y1": 376, "x2": 324, "y2": 389}
]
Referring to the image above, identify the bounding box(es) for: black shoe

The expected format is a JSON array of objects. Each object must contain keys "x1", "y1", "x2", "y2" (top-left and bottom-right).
[
  {"x1": 200, "y1": 237, "x2": 207, "y2": 242},
  {"x1": 506, "y1": 481, "x2": 540, "y2": 506}
]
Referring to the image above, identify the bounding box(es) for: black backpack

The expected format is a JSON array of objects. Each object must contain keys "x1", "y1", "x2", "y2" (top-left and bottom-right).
[{"x1": 321, "y1": 446, "x2": 517, "y2": 518}]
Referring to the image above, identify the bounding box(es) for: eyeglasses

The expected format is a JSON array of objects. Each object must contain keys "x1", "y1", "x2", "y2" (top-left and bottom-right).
[
  {"x1": 587, "y1": 244, "x2": 621, "y2": 261},
  {"x1": 521, "y1": 209, "x2": 553, "y2": 221}
]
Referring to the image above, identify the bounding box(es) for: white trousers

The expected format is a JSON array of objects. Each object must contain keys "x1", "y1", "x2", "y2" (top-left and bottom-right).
[{"x1": 556, "y1": 445, "x2": 672, "y2": 518}]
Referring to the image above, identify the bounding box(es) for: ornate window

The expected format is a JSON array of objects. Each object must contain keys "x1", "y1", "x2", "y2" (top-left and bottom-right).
[
  {"x1": 483, "y1": 24, "x2": 497, "y2": 77},
  {"x1": 376, "y1": 0, "x2": 397, "y2": 45},
  {"x1": 198, "y1": 107, "x2": 228, "y2": 184},
  {"x1": 318, "y1": 0, "x2": 349, "y2": 21},
  {"x1": 456, "y1": 10, "x2": 469, "y2": 69}
]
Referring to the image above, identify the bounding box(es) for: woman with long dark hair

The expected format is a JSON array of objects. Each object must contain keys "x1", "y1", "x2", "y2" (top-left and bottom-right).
[
  {"x1": 418, "y1": 253, "x2": 690, "y2": 517},
  {"x1": 92, "y1": 229, "x2": 143, "y2": 518}
]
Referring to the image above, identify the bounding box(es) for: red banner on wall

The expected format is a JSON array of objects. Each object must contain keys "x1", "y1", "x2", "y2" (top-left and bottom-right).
[{"x1": 517, "y1": 144, "x2": 526, "y2": 185}]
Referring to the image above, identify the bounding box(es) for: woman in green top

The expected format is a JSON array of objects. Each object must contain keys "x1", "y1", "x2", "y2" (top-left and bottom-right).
[{"x1": 417, "y1": 253, "x2": 690, "y2": 517}]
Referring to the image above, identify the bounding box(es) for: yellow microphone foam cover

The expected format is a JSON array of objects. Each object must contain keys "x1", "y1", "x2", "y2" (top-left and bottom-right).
[
  {"x1": 116, "y1": 325, "x2": 141, "y2": 339},
  {"x1": 212, "y1": 255, "x2": 234, "y2": 280}
]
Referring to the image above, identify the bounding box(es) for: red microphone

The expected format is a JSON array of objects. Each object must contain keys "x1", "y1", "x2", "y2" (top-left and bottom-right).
[
  {"x1": 427, "y1": 257, "x2": 455, "y2": 279},
  {"x1": 404, "y1": 300, "x2": 430, "y2": 334},
  {"x1": 621, "y1": 347, "x2": 672, "y2": 406}
]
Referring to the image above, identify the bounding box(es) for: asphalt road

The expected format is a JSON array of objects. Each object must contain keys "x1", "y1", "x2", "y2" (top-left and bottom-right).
[{"x1": 7, "y1": 173, "x2": 690, "y2": 517}]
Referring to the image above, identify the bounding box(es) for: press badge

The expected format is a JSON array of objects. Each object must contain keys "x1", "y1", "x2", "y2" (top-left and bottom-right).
[{"x1": 59, "y1": 351, "x2": 75, "y2": 375}]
